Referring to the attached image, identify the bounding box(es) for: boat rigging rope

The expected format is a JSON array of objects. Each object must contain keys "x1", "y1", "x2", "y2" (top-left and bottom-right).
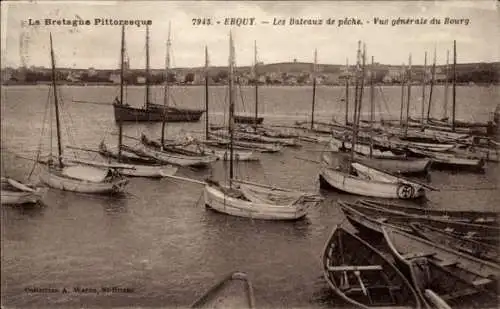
[
  {"x1": 28, "y1": 89, "x2": 52, "y2": 179},
  {"x1": 377, "y1": 85, "x2": 395, "y2": 121},
  {"x1": 237, "y1": 80, "x2": 248, "y2": 114}
]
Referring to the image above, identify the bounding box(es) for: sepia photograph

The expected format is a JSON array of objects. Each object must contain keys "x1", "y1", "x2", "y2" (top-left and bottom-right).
[{"x1": 1, "y1": 0, "x2": 499, "y2": 308}]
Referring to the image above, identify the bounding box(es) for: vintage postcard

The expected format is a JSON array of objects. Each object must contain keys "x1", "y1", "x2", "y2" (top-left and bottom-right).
[{"x1": 1, "y1": 0, "x2": 499, "y2": 308}]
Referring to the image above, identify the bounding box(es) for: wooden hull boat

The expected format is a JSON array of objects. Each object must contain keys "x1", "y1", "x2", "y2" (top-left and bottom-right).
[
  {"x1": 199, "y1": 147, "x2": 257, "y2": 161},
  {"x1": 211, "y1": 129, "x2": 299, "y2": 147},
  {"x1": 408, "y1": 148, "x2": 484, "y2": 170},
  {"x1": 375, "y1": 137, "x2": 456, "y2": 153},
  {"x1": 103, "y1": 158, "x2": 178, "y2": 178},
  {"x1": 342, "y1": 202, "x2": 500, "y2": 244},
  {"x1": 113, "y1": 103, "x2": 204, "y2": 122},
  {"x1": 1, "y1": 177, "x2": 47, "y2": 205},
  {"x1": 382, "y1": 226, "x2": 499, "y2": 308},
  {"x1": 322, "y1": 226, "x2": 422, "y2": 309},
  {"x1": 206, "y1": 134, "x2": 282, "y2": 153},
  {"x1": 359, "y1": 200, "x2": 499, "y2": 226},
  {"x1": 329, "y1": 138, "x2": 402, "y2": 159},
  {"x1": 39, "y1": 165, "x2": 128, "y2": 194},
  {"x1": 190, "y1": 271, "x2": 255, "y2": 308},
  {"x1": 122, "y1": 135, "x2": 218, "y2": 167},
  {"x1": 410, "y1": 223, "x2": 500, "y2": 264},
  {"x1": 234, "y1": 114, "x2": 263, "y2": 125},
  {"x1": 203, "y1": 180, "x2": 321, "y2": 220},
  {"x1": 319, "y1": 163, "x2": 426, "y2": 200},
  {"x1": 160, "y1": 140, "x2": 258, "y2": 162},
  {"x1": 99, "y1": 141, "x2": 159, "y2": 164}
]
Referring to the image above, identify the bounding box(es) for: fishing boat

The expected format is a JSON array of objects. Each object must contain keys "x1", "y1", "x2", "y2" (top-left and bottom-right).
[
  {"x1": 320, "y1": 160, "x2": 427, "y2": 199},
  {"x1": 1, "y1": 177, "x2": 46, "y2": 205},
  {"x1": 204, "y1": 135, "x2": 282, "y2": 153},
  {"x1": 234, "y1": 114, "x2": 264, "y2": 125},
  {"x1": 359, "y1": 199, "x2": 499, "y2": 226},
  {"x1": 112, "y1": 25, "x2": 204, "y2": 123},
  {"x1": 125, "y1": 135, "x2": 217, "y2": 168},
  {"x1": 322, "y1": 226, "x2": 422, "y2": 308},
  {"x1": 341, "y1": 201, "x2": 500, "y2": 244},
  {"x1": 382, "y1": 226, "x2": 499, "y2": 308},
  {"x1": 130, "y1": 26, "x2": 217, "y2": 168},
  {"x1": 203, "y1": 32, "x2": 322, "y2": 221},
  {"x1": 210, "y1": 129, "x2": 299, "y2": 147},
  {"x1": 325, "y1": 140, "x2": 432, "y2": 175},
  {"x1": 38, "y1": 34, "x2": 128, "y2": 194},
  {"x1": 408, "y1": 148, "x2": 484, "y2": 171},
  {"x1": 410, "y1": 223, "x2": 500, "y2": 264},
  {"x1": 190, "y1": 271, "x2": 255, "y2": 308},
  {"x1": 180, "y1": 46, "x2": 257, "y2": 162},
  {"x1": 113, "y1": 103, "x2": 204, "y2": 122},
  {"x1": 99, "y1": 26, "x2": 178, "y2": 178}
]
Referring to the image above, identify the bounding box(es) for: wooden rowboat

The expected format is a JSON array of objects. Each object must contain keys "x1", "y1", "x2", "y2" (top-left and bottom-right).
[
  {"x1": 382, "y1": 226, "x2": 499, "y2": 308},
  {"x1": 410, "y1": 223, "x2": 500, "y2": 264},
  {"x1": 322, "y1": 226, "x2": 422, "y2": 309},
  {"x1": 190, "y1": 271, "x2": 255, "y2": 308},
  {"x1": 360, "y1": 199, "x2": 499, "y2": 226},
  {"x1": 1, "y1": 177, "x2": 47, "y2": 205},
  {"x1": 342, "y1": 201, "x2": 500, "y2": 245}
]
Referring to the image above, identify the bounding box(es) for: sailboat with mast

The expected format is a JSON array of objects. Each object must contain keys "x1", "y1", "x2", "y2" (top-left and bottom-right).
[
  {"x1": 98, "y1": 26, "x2": 178, "y2": 177},
  {"x1": 319, "y1": 42, "x2": 429, "y2": 199},
  {"x1": 174, "y1": 46, "x2": 257, "y2": 161},
  {"x1": 203, "y1": 31, "x2": 322, "y2": 220},
  {"x1": 234, "y1": 41, "x2": 264, "y2": 125},
  {"x1": 38, "y1": 34, "x2": 128, "y2": 194},
  {"x1": 112, "y1": 25, "x2": 204, "y2": 123},
  {"x1": 132, "y1": 25, "x2": 218, "y2": 168},
  {"x1": 326, "y1": 55, "x2": 432, "y2": 175}
]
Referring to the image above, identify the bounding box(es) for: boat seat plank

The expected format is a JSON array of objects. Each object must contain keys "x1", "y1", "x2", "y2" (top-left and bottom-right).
[
  {"x1": 344, "y1": 285, "x2": 402, "y2": 294},
  {"x1": 437, "y1": 260, "x2": 458, "y2": 267},
  {"x1": 401, "y1": 252, "x2": 436, "y2": 260},
  {"x1": 328, "y1": 265, "x2": 383, "y2": 272},
  {"x1": 472, "y1": 278, "x2": 493, "y2": 286}
]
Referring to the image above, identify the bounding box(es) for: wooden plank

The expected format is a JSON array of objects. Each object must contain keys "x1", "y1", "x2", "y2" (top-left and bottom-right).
[
  {"x1": 401, "y1": 252, "x2": 436, "y2": 259},
  {"x1": 327, "y1": 265, "x2": 383, "y2": 272},
  {"x1": 472, "y1": 278, "x2": 492, "y2": 286},
  {"x1": 437, "y1": 260, "x2": 458, "y2": 267}
]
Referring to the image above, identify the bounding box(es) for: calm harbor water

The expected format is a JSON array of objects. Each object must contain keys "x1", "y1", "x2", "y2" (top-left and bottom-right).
[{"x1": 1, "y1": 85, "x2": 499, "y2": 308}]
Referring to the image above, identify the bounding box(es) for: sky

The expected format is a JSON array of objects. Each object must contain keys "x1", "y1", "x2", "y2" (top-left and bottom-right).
[{"x1": 1, "y1": 0, "x2": 499, "y2": 69}]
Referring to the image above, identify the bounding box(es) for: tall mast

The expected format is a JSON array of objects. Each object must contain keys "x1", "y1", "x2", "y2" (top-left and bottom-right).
[
  {"x1": 420, "y1": 51, "x2": 427, "y2": 130},
  {"x1": 145, "y1": 25, "x2": 151, "y2": 109},
  {"x1": 426, "y1": 46, "x2": 436, "y2": 122},
  {"x1": 399, "y1": 63, "x2": 406, "y2": 127},
  {"x1": 353, "y1": 44, "x2": 361, "y2": 129},
  {"x1": 369, "y1": 55, "x2": 374, "y2": 158},
  {"x1": 118, "y1": 26, "x2": 125, "y2": 160},
  {"x1": 443, "y1": 50, "x2": 449, "y2": 120},
  {"x1": 205, "y1": 45, "x2": 210, "y2": 140},
  {"x1": 310, "y1": 49, "x2": 317, "y2": 130},
  {"x1": 228, "y1": 31, "x2": 235, "y2": 184},
  {"x1": 349, "y1": 41, "x2": 362, "y2": 174},
  {"x1": 253, "y1": 40, "x2": 259, "y2": 131},
  {"x1": 404, "y1": 53, "x2": 412, "y2": 136},
  {"x1": 344, "y1": 58, "x2": 349, "y2": 125},
  {"x1": 161, "y1": 23, "x2": 171, "y2": 148},
  {"x1": 49, "y1": 33, "x2": 63, "y2": 168},
  {"x1": 452, "y1": 40, "x2": 456, "y2": 131}
]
